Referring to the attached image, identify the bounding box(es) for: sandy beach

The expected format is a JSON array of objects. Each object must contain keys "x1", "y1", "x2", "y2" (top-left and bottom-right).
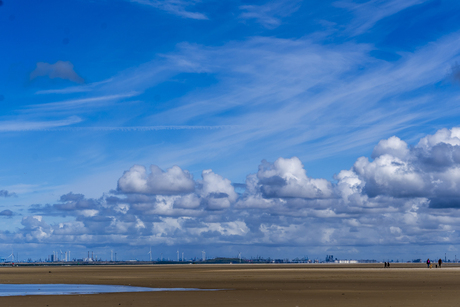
[{"x1": 0, "y1": 263, "x2": 459, "y2": 306}]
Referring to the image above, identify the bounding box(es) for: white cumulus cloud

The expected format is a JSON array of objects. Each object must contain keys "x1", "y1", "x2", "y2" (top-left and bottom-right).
[
  {"x1": 257, "y1": 157, "x2": 333, "y2": 199},
  {"x1": 118, "y1": 164, "x2": 195, "y2": 195}
]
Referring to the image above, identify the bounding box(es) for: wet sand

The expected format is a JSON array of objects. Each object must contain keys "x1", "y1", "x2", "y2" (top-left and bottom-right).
[{"x1": 0, "y1": 263, "x2": 460, "y2": 306}]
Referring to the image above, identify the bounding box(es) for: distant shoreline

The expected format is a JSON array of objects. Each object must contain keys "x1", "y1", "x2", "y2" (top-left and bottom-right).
[{"x1": 2, "y1": 261, "x2": 460, "y2": 269}]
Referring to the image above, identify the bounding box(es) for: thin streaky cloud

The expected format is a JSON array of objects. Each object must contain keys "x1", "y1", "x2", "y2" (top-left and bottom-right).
[
  {"x1": 142, "y1": 32, "x2": 460, "y2": 171},
  {"x1": 334, "y1": 0, "x2": 428, "y2": 35},
  {"x1": 130, "y1": 0, "x2": 208, "y2": 20},
  {"x1": 0, "y1": 116, "x2": 82, "y2": 132},
  {"x1": 24, "y1": 93, "x2": 139, "y2": 112},
  {"x1": 239, "y1": 0, "x2": 302, "y2": 29},
  {"x1": 38, "y1": 125, "x2": 236, "y2": 132},
  {"x1": 35, "y1": 79, "x2": 114, "y2": 95},
  {"x1": 152, "y1": 32, "x2": 460, "y2": 126}
]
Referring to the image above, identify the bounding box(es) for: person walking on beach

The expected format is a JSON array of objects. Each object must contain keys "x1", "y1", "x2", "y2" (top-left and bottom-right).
[
  {"x1": 438, "y1": 259, "x2": 442, "y2": 268},
  {"x1": 427, "y1": 258, "x2": 430, "y2": 268}
]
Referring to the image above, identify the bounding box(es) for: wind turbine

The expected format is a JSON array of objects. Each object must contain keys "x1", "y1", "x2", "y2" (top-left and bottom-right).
[
  {"x1": 148, "y1": 247, "x2": 152, "y2": 262},
  {"x1": 7, "y1": 252, "x2": 14, "y2": 262}
]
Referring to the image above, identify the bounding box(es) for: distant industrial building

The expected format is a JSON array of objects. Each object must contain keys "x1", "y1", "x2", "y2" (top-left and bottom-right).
[{"x1": 325, "y1": 255, "x2": 335, "y2": 262}]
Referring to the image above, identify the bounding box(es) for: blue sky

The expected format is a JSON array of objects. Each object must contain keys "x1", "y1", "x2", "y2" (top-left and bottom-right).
[{"x1": 1, "y1": 0, "x2": 460, "y2": 262}]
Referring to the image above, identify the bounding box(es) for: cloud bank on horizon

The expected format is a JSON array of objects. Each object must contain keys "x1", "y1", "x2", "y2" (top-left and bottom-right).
[
  {"x1": 16, "y1": 127, "x2": 460, "y2": 259},
  {"x1": 1, "y1": 0, "x2": 460, "y2": 260}
]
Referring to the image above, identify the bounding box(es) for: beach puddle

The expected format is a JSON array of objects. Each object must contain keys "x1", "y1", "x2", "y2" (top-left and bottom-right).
[{"x1": 0, "y1": 284, "x2": 216, "y2": 296}]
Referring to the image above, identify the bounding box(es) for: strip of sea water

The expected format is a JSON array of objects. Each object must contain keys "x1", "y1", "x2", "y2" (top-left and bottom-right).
[{"x1": 0, "y1": 284, "x2": 219, "y2": 296}]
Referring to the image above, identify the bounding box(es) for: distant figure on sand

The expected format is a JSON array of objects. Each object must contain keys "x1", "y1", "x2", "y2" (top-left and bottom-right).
[
  {"x1": 438, "y1": 259, "x2": 442, "y2": 268},
  {"x1": 427, "y1": 259, "x2": 430, "y2": 268}
]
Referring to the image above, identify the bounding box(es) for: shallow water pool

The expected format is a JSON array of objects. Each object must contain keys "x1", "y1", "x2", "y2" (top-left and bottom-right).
[{"x1": 0, "y1": 284, "x2": 215, "y2": 296}]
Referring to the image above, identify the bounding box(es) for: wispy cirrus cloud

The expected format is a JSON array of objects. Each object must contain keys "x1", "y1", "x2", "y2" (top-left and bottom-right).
[
  {"x1": 239, "y1": 0, "x2": 302, "y2": 29},
  {"x1": 334, "y1": 0, "x2": 428, "y2": 35},
  {"x1": 0, "y1": 116, "x2": 82, "y2": 132},
  {"x1": 24, "y1": 93, "x2": 139, "y2": 114},
  {"x1": 35, "y1": 79, "x2": 114, "y2": 95},
  {"x1": 130, "y1": 0, "x2": 208, "y2": 20},
  {"x1": 142, "y1": 32, "x2": 460, "y2": 170},
  {"x1": 20, "y1": 28, "x2": 460, "y2": 176},
  {"x1": 36, "y1": 125, "x2": 235, "y2": 132}
]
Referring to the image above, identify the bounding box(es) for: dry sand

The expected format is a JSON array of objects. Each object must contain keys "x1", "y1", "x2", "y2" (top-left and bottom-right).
[{"x1": 1, "y1": 263, "x2": 460, "y2": 306}]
